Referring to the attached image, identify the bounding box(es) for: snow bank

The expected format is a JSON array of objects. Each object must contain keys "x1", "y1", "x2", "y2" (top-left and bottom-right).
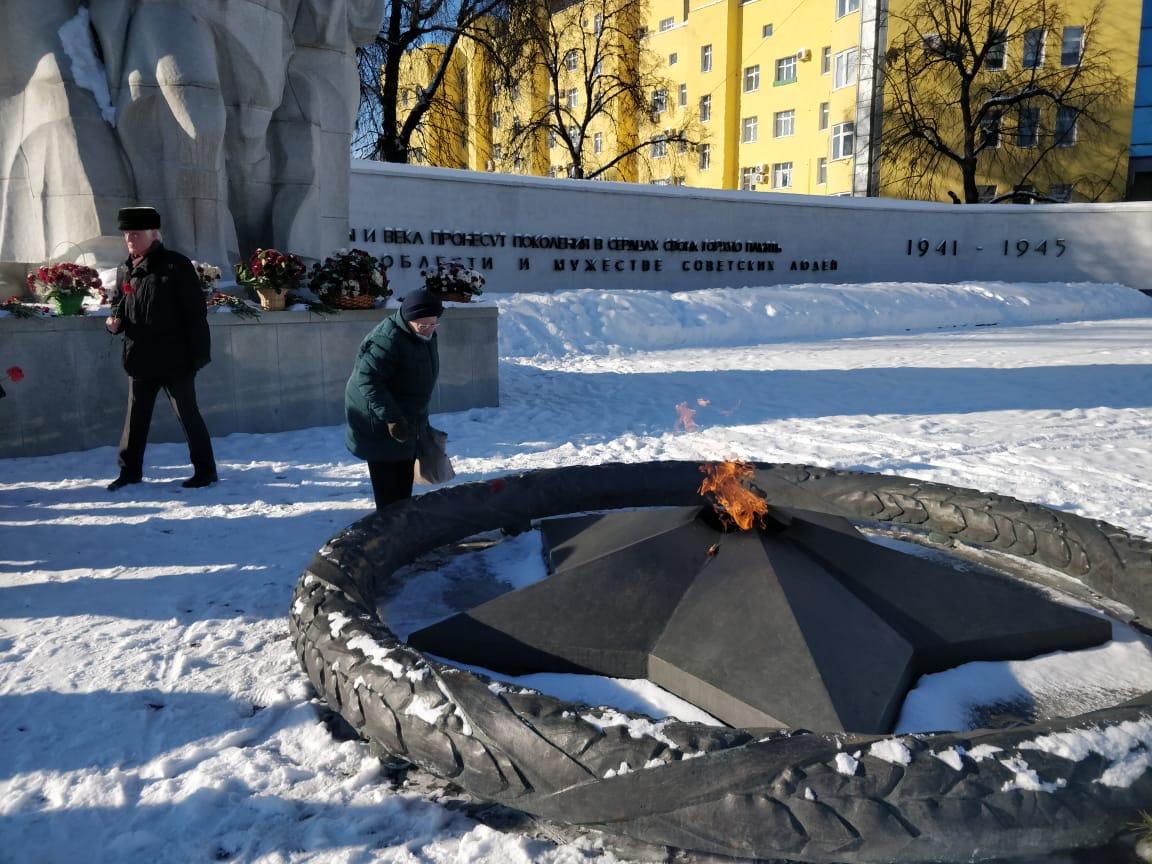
[{"x1": 494, "y1": 281, "x2": 1152, "y2": 358}]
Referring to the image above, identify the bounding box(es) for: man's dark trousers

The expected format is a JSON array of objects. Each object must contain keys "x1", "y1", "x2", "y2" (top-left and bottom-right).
[{"x1": 117, "y1": 374, "x2": 216, "y2": 478}]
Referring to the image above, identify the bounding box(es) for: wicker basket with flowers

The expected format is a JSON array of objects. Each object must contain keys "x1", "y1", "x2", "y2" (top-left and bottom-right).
[
  {"x1": 421, "y1": 261, "x2": 485, "y2": 303},
  {"x1": 308, "y1": 248, "x2": 391, "y2": 310},
  {"x1": 235, "y1": 248, "x2": 307, "y2": 310}
]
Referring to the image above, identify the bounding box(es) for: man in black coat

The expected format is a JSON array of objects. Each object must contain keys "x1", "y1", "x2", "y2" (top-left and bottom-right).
[{"x1": 105, "y1": 206, "x2": 218, "y2": 491}]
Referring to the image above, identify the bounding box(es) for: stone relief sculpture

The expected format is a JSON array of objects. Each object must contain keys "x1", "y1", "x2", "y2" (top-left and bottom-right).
[{"x1": 0, "y1": 0, "x2": 383, "y2": 273}]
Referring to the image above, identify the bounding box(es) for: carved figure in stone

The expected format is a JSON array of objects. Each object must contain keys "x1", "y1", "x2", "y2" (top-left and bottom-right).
[{"x1": 0, "y1": 0, "x2": 384, "y2": 272}]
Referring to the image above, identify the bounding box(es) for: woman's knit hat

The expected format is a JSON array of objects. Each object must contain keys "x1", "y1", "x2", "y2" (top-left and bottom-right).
[{"x1": 400, "y1": 289, "x2": 444, "y2": 322}]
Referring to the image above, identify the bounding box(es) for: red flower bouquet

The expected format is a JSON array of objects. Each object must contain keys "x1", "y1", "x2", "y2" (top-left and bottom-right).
[
  {"x1": 235, "y1": 248, "x2": 307, "y2": 310},
  {"x1": 26, "y1": 263, "x2": 102, "y2": 315}
]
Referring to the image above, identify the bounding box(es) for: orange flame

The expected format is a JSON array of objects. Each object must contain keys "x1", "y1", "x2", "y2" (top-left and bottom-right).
[{"x1": 698, "y1": 461, "x2": 768, "y2": 531}]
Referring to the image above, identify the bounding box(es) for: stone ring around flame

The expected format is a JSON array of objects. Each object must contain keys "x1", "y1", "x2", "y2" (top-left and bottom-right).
[{"x1": 289, "y1": 461, "x2": 1152, "y2": 864}]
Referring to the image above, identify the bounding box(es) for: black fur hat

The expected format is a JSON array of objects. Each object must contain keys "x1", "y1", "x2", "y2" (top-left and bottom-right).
[{"x1": 117, "y1": 207, "x2": 161, "y2": 231}]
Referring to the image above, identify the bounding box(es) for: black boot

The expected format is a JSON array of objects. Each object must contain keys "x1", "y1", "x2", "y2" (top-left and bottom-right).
[
  {"x1": 181, "y1": 473, "x2": 218, "y2": 488},
  {"x1": 107, "y1": 474, "x2": 142, "y2": 491}
]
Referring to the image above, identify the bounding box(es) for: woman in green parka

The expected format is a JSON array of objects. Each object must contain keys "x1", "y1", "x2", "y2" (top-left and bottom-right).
[{"x1": 344, "y1": 289, "x2": 443, "y2": 510}]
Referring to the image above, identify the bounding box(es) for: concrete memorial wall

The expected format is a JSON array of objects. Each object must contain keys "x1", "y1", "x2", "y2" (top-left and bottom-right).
[{"x1": 349, "y1": 160, "x2": 1152, "y2": 294}]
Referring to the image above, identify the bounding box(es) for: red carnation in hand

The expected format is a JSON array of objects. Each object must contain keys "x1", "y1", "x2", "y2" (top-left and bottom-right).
[
  {"x1": 6, "y1": 366, "x2": 25, "y2": 383},
  {"x1": 488, "y1": 478, "x2": 507, "y2": 493}
]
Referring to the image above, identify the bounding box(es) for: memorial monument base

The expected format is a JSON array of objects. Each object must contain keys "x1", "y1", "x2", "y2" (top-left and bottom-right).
[{"x1": 0, "y1": 305, "x2": 498, "y2": 459}]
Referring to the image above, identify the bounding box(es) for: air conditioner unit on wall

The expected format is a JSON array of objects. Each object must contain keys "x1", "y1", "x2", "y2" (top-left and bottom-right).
[
  {"x1": 752, "y1": 172, "x2": 764, "y2": 184},
  {"x1": 796, "y1": 47, "x2": 811, "y2": 60}
]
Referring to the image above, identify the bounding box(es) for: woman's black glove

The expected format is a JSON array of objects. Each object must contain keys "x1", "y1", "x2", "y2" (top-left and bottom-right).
[{"x1": 387, "y1": 417, "x2": 410, "y2": 442}]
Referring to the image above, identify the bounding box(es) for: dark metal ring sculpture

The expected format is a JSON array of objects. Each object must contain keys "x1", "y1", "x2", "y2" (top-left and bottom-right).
[{"x1": 289, "y1": 461, "x2": 1152, "y2": 863}]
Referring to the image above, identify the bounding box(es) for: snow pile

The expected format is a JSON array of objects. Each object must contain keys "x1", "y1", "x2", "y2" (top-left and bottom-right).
[
  {"x1": 58, "y1": 9, "x2": 116, "y2": 125},
  {"x1": 494, "y1": 281, "x2": 1152, "y2": 358}
]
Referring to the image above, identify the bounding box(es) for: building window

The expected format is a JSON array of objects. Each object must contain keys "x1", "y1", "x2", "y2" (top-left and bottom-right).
[
  {"x1": 513, "y1": 156, "x2": 524, "y2": 171},
  {"x1": 922, "y1": 33, "x2": 947, "y2": 55},
  {"x1": 819, "y1": 101, "x2": 829, "y2": 130},
  {"x1": 834, "y1": 48, "x2": 858, "y2": 89},
  {"x1": 1048, "y1": 183, "x2": 1073, "y2": 202},
  {"x1": 1023, "y1": 28, "x2": 1045, "y2": 68},
  {"x1": 511, "y1": 84, "x2": 520, "y2": 101},
  {"x1": 548, "y1": 131, "x2": 557, "y2": 149},
  {"x1": 679, "y1": 83, "x2": 688, "y2": 106},
  {"x1": 651, "y1": 136, "x2": 668, "y2": 157},
  {"x1": 701, "y1": 44, "x2": 713, "y2": 72},
  {"x1": 1055, "y1": 106, "x2": 1078, "y2": 146},
  {"x1": 699, "y1": 143, "x2": 711, "y2": 170},
  {"x1": 652, "y1": 88, "x2": 668, "y2": 113},
  {"x1": 659, "y1": 16, "x2": 675, "y2": 31},
  {"x1": 593, "y1": 12, "x2": 603, "y2": 32},
  {"x1": 740, "y1": 166, "x2": 759, "y2": 190},
  {"x1": 831, "y1": 121, "x2": 854, "y2": 159},
  {"x1": 774, "y1": 109, "x2": 795, "y2": 137},
  {"x1": 566, "y1": 50, "x2": 579, "y2": 71},
  {"x1": 1017, "y1": 106, "x2": 1040, "y2": 147},
  {"x1": 775, "y1": 55, "x2": 796, "y2": 84},
  {"x1": 980, "y1": 114, "x2": 1001, "y2": 148},
  {"x1": 568, "y1": 125, "x2": 580, "y2": 145},
  {"x1": 699, "y1": 94, "x2": 712, "y2": 122},
  {"x1": 763, "y1": 23, "x2": 774, "y2": 38},
  {"x1": 512, "y1": 116, "x2": 522, "y2": 134},
  {"x1": 402, "y1": 89, "x2": 411, "y2": 107},
  {"x1": 742, "y1": 115, "x2": 758, "y2": 143},
  {"x1": 986, "y1": 30, "x2": 1007, "y2": 70},
  {"x1": 593, "y1": 131, "x2": 603, "y2": 153},
  {"x1": 492, "y1": 144, "x2": 502, "y2": 160},
  {"x1": 566, "y1": 88, "x2": 579, "y2": 108},
  {"x1": 678, "y1": 137, "x2": 688, "y2": 153},
  {"x1": 744, "y1": 64, "x2": 761, "y2": 92},
  {"x1": 976, "y1": 184, "x2": 997, "y2": 202},
  {"x1": 836, "y1": 0, "x2": 860, "y2": 18},
  {"x1": 772, "y1": 161, "x2": 793, "y2": 188},
  {"x1": 670, "y1": 52, "x2": 678, "y2": 65},
  {"x1": 492, "y1": 111, "x2": 501, "y2": 128},
  {"x1": 821, "y1": 46, "x2": 831, "y2": 74},
  {"x1": 1061, "y1": 27, "x2": 1084, "y2": 66},
  {"x1": 817, "y1": 157, "x2": 827, "y2": 184}
]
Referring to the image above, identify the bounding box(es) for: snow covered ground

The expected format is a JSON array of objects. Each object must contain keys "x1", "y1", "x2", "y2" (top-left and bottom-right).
[{"x1": 2, "y1": 281, "x2": 1152, "y2": 863}]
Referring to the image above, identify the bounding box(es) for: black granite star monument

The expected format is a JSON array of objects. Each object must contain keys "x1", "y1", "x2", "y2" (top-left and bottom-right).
[{"x1": 410, "y1": 466, "x2": 1111, "y2": 733}]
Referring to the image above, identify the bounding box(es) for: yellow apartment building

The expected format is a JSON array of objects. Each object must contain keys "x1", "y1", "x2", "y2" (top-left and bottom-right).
[{"x1": 397, "y1": 0, "x2": 1141, "y2": 202}]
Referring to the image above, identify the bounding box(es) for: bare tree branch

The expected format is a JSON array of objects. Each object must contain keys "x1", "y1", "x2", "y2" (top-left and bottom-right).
[
  {"x1": 353, "y1": 0, "x2": 520, "y2": 163},
  {"x1": 880, "y1": 0, "x2": 1126, "y2": 202},
  {"x1": 491, "y1": 0, "x2": 706, "y2": 181}
]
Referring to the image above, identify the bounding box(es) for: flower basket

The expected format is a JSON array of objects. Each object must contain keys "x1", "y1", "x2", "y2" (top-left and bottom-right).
[
  {"x1": 235, "y1": 248, "x2": 307, "y2": 311},
  {"x1": 50, "y1": 293, "x2": 86, "y2": 316},
  {"x1": 25, "y1": 262, "x2": 102, "y2": 316},
  {"x1": 308, "y1": 248, "x2": 390, "y2": 310},
  {"x1": 325, "y1": 293, "x2": 377, "y2": 310},
  {"x1": 421, "y1": 261, "x2": 485, "y2": 303},
  {"x1": 254, "y1": 285, "x2": 288, "y2": 311}
]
